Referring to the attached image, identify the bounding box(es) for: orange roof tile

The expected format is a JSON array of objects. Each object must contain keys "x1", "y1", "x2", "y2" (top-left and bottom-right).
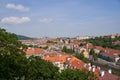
[
  {"x1": 95, "y1": 46, "x2": 105, "y2": 50},
  {"x1": 25, "y1": 48, "x2": 44, "y2": 55},
  {"x1": 99, "y1": 47, "x2": 120, "y2": 59},
  {"x1": 44, "y1": 53, "x2": 68, "y2": 64},
  {"x1": 87, "y1": 43, "x2": 94, "y2": 49},
  {"x1": 101, "y1": 52, "x2": 116, "y2": 58},
  {"x1": 100, "y1": 72, "x2": 120, "y2": 80},
  {"x1": 68, "y1": 56, "x2": 84, "y2": 70}
]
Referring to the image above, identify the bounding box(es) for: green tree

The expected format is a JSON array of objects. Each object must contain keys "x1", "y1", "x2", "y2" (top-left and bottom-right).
[
  {"x1": 89, "y1": 49, "x2": 95, "y2": 55},
  {"x1": 85, "y1": 36, "x2": 120, "y2": 50},
  {"x1": 26, "y1": 56, "x2": 59, "y2": 80},
  {"x1": 75, "y1": 53, "x2": 89, "y2": 63},
  {"x1": 0, "y1": 28, "x2": 59, "y2": 80},
  {"x1": 54, "y1": 69, "x2": 87, "y2": 80},
  {"x1": 62, "y1": 46, "x2": 74, "y2": 54},
  {"x1": 87, "y1": 71, "x2": 98, "y2": 80},
  {"x1": 0, "y1": 28, "x2": 28, "y2": 79},
  {"x1": 79, "y1": 43, "x2": 84, "y2": 47},
  {"x1": 47, "y1": 40, "x2": 56, "y2": 44},
  {"x1": 62, "y1": 46, "x2": 67, "y2": 52},
  {"x1": 89, "y1": 49, "x2": 98, "y2": 61}
]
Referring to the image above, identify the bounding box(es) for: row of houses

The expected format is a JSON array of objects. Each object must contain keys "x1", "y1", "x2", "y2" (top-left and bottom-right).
[
  {"x1": 21, "y1": 37, "x2": 120, "y2": 65},
  {"x1": 25, "y1": 47, "x2": 120, "y2": 80},
  {"x1": 20, "y1": 37, "x2": 120, "y2": 80}
]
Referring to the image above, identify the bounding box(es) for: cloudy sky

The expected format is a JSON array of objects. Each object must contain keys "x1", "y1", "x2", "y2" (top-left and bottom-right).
[{"x1": 0, "y1": 0, "x2": 120, "y2": 37}]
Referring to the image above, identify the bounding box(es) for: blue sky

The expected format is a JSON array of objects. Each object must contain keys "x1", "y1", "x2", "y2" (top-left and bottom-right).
[{"x1": 0, "y1": 0, "x2": 120, "y2": 37}]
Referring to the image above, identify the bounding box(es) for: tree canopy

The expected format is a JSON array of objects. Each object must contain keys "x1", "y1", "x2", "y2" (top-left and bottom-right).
[
  {"x1": 89, "y1": 49, "x2": 98, "y2": 61},
  {"x1": 62, "y1": 46, "x2": 74, "y2": 54},
  {"x1": 54, "y1": 69, "x2": 87, "y2": 80},
  {"x1": 85, "y1": 36, "x2": 120, "y2": 50},
  {"x1": 75, "y1": 53, "x2": 89, "y2": 63},
  {"x1": 0, "y1": 28, "x2": 59, "y2": 80},
  {"x1": 54, "y1": 69, "x2": 98, "y2": 80}
]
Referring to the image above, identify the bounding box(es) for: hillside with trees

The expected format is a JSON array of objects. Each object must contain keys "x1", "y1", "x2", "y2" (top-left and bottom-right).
[
  {"x1": 17, "y1": 35, "x2": 35, "y2": 40},
  {"x1": 85, "y1": 36, "x2": 120, "y2": 50}
]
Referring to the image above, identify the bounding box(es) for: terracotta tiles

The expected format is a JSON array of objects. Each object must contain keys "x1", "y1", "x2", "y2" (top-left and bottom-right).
[
  {"x1": 25, "y1": 48, "x2": 44, "y2": 55},
  {"x1": 100, "y1": 72, "x2": 120, "y2": 80}
]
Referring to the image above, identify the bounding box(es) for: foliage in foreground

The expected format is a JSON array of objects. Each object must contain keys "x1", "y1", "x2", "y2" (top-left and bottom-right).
[
  {"x1": 0, "y1": 28, "x2": 58, "y2": 80},
  {"x1": 54, "y1": 69, "x2": 98, "y2": 80}
]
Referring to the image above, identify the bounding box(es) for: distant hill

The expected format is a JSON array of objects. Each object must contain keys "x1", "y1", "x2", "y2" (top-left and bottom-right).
[{"x1": 17, "y1": 35, "x2": 35, "y2": 40}]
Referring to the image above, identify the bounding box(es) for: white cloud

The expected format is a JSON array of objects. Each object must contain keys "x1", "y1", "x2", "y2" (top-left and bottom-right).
[
  {"x1": 39, "y1": 18, "x2": 53, "y2": 23},
  {"x1": 1, "y1": 17, "x2": 31, "y2": 24},
  {"x1": 6, "y1": 3, "x2": 29, "y2": 12}
]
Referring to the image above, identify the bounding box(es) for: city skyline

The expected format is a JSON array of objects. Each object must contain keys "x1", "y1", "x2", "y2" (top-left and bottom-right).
[{"x1": 0, "y1": 0, "x2": 120, "y2": 37}]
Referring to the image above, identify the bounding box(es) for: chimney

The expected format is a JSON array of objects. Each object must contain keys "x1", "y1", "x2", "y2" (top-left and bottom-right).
[
  {"x1": 108, "y1": 69, "x2": 112, "y2": 74},
  {"x1": 66, "y1": 57, "x2": 71, "y2": 61},
  {"x1": 100, "y1": 71, "x2": 105, "y2": 77},
  {"x1": 92, "y1": 67, "x2": 95, "y2": 72},
  {"x1": 92, "y1": 65, "x2": 95, "y2": 68},
  {"x1": 89, "y1": 66, "x2": 92, "y2": 71},
  {"x1": 28, "y1": 47, "x2": 31, "y2": 49},
  {"x1": 88, "y1": 63, "x2": 91, "y2": 66},
  {"x1": 97, "y1": 66, "x2": 101, "y2": 70},
  {"x1": 105, "y1": 50, "x2": 106, "y2": 52},
  {"x1": 58, "y1": 54, "x2": 62, "y2": 57},
  {"x1": 83, "y1": 63, "x2": 87, "y2": 68}
]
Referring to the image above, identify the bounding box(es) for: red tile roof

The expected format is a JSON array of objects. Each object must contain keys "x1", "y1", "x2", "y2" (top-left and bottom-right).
[
  {"x1": 43, "y1": 53, "x2": 68, "y2": 64},
  {"x1": 105, "y1": 48, "x2": 120, "y2": 55},
  {"x1": 68, "y1": 56, "x2": 84, "y2": 70},
  {"x1": 101, "y1": 52, "x2": 117, "y2": 59},
  {"x1": 94, "y1": 68, "x2": 101, "y2": 80},
  {"x1": 43, "y1": 51, "x2": 85, "y2": 70},
  {"x1": 100, "y1": 72, "x2": 120, "y2": 80},
  {"x1": 101, "y1": 48, "x2": 120, "y2": 59},
  {"x1": 95, "y1": 46, "x2": 105, "y2": 50},
  {"x1": 43, "y1": 51, "x2": 68, "y2": 64},
  {"x1": 43, "y1": 50, "x2": 120, "y2": 80},
  {"x1": 87, "y1": 66, "x2": 120, "y2": 80},
  {"x1": 87, "y1": 43, "x2": 94, "y2": 49},
  {"x1": 25, "y1": 48, "x2": 44, "y2": 55}
]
